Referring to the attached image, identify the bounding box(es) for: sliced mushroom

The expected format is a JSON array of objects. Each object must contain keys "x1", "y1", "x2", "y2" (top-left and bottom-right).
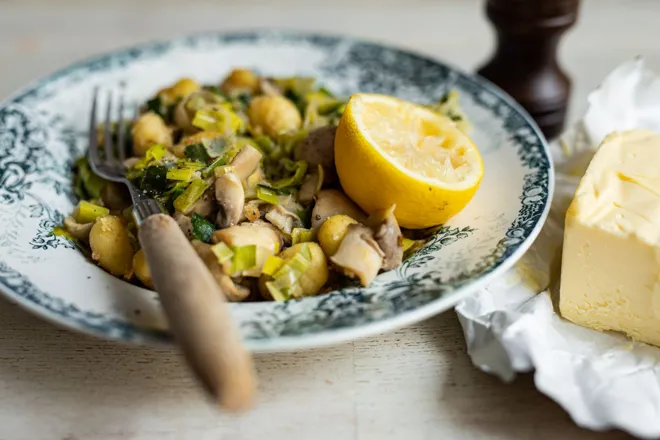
[
  {"x1": 294, "y1": 125, "x2": 337, "y2": 183},
  {"x1": 230, "y1": 145, "x2": 262, "y2": 181},
  {"x1": 298, "y1": 171, "x2": 321, "y2": 203},
  {"x1": 185, "y1": 186, "x2": 215, "y2": 218},
  {"x1": 63, "y1": 216, "x2": 93, "y2": 241},
  {"x1": 173, "y1": 212, "x2": 194, "y2": 240},
  {"x1": 190, "y1": 240, "x2": 250, "y2": 302},
  {"x1": 311, "y1": 189, "x2": 367, "y2": 230},
  {"x1": 215, "y1": 172, "x2": 244, "y2": 228},
  {"x1": 264, "y1": 205, "x2": 301, "y2": 235},
  {"x1": 330, "y1": 224, "x2": 384, "y2": 286},
  {"x1": 212, "y1": 222, "x2": 281, "y2": 277},
  {"x1": 367, "y1": 205, "x2": 403, "y2": 271}
]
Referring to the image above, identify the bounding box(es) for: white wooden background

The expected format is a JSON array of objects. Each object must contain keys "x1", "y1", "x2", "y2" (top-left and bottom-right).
[{"x1": 0, "y1": 0, "x2": 657, "y2": 438}]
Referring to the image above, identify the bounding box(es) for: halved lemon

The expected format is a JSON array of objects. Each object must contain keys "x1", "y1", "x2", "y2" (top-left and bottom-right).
[{"x1": 335, "y1": 93, "x2": 484, "y2": 229}]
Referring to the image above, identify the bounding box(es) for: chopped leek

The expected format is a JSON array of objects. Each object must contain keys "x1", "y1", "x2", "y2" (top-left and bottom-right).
[
  {"x1": 210, "y1": 241, "x2": 234, "y2": 264},
  {"x1": 279, "y1": 130, "x2": 308, "y2": 155},
  {"x1": 256, "y1": 186, "x2": 279, "y2": 204},
  {"x1": 231, "y1": 244, "x2": 257, "y2": 274},
  {"x1": 291, "y1": 228, "x2": 313, "y2": 245},
  {"x1": 213, "y1": 165, "x2": 236, "y2": 177},
  {"x1": 73, "y1": 201, "x2": 109, "y2": 224},
  {"x1": 52, "y1": 226, "x2": 74, "y2": 241},
  {"x1": 191, "y1": 213, "x2": 215, "y2": 243},
  {"x1": 402, "y1": 238, "x2": 417, "y2": 252},
  {"x1": 139, "y1": 165, "x2": 170, "y2": 194},
  {"x1": 254, "y1": 136, "x2": 276, "y2": 155},
  {"x1": 133, "y1": 144, "x2": 167, "y2": 170},
  {"x1": 173, "y1": 179, "x2": 210, "y2": 213},
  {"x1": 271, "y1": 160, "x2": 308, "y2": 189},
  {"x1": 74, "y1": 157, "x2": 106, "y2": 199},
  {"x1": 265, "y1": 281, "x2": 289, "y2": 302},
  {"x1": 315, "y1": 164, "x2": 324, "y2": 194},
  {"x1": 184, "y1": 143, "x2": 211, "y2": 163},
  {"x1": 166, "y1": 167, "x2": 198, "y2": 181},
  {"x1": 257, "y1": 184, "x2": 293, "y2": 196},
  {"x1": 261, "y1": 255, "x2": 285, "y2": 276},
  {"x1": 295, "y1": 207, "x2": 312, "y2": 228},
  {"x1": 192, "y1": 107, "x2": 244, "y2": 135},
  {"x1": 202, "y1": 156, "x2": 228, "y2": 178}
]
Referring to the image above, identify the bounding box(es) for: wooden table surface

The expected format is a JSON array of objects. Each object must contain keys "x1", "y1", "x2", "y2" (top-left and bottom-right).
[{"x1": 0, "y1": 0, "x2": 657, "y2": 438}]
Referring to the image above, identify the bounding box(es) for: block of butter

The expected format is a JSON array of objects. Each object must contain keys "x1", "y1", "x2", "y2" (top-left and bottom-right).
[{"x1": 560, "y1": 129, "x2": 660, "y2": 347}]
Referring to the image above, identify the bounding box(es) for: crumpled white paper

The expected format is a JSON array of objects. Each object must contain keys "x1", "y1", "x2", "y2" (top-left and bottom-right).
[{"x1": 455, "y1": 58, "x2": 660, "y2": 439}]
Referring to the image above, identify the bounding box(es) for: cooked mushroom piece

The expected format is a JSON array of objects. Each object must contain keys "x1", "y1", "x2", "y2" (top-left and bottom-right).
[
  {"x1": 215, "y1": 172, "x2": 244, "y2": 228},
  {"x1": 100, "y1": 182, "x2": 130, "y2": 211},
  {"x1": 294, "y1": 125, "x2": 337, "y2": 183},
  {"x1": 191, "y1": 240, "x2": 250, "y2": 302},
  {"x1": 230, "y1": 145, "x2": 263, "y2": 181},
  {"x1": 212, "y1": 223, "x2": 281, "y2": 277},
  {"x1": 298, "y1": 170, "x2": 321, "y2": 203},
  {"x1": 264, "y1": 205, "x2": 301, "y2": 235},
  {"x1": 330, "y1": 224, "x2": 384, "y2": 286},
  {"x1": 63, "y1": 216, "x2": 93, "y2": 241},
  {"x1": 173, "y1": 212, "x2": 194, "y2": 240},
  {"x1": 184, "y1": 186, "x2": 215, "y2": 218},
  {"x1": 367, "y1": 205, "x2": 403, "y2": 270},
  {"x1": 311, "y1": 189, "x2": 367, "y2": 230}
]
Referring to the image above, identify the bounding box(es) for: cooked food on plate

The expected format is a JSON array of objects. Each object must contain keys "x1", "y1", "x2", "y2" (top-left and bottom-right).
[{"x1": 60, "y1": 69, "x2": 483, "y2": 301}]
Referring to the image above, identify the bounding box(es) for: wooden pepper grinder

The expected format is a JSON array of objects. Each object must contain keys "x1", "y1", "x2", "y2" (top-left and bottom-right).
[{"x1": 477, "y1": 0, "x2": 581, "y2": 139}]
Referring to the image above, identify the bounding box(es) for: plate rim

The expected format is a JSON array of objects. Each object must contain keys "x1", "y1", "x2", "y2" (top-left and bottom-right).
[{"x1": 0, "y1": 29, "x2": 555, "y2": 352}]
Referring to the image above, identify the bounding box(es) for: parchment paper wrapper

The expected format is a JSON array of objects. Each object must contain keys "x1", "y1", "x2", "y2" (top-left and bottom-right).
[{"x1": 455, "y1": 58, "x2": 660, "y2": 439}]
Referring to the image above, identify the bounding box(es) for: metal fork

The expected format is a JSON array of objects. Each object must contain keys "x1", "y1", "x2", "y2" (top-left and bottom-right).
[{"x1": 88, "y1": 88, "x2": 256, "y2": 411}]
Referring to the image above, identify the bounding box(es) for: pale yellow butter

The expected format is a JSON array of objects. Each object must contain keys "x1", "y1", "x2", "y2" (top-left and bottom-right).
[{"x1": 560, "y1": 129, "x2": 660, "y2": 347}]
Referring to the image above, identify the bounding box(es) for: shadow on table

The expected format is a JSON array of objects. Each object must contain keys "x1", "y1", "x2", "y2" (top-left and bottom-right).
[{"x1": 428, "y1": 313, "x2": 633, "y2": 440}]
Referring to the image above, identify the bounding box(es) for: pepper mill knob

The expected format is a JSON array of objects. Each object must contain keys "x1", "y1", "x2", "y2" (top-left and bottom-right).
[{"x1": 477, "y1": 0, "x2": 581, "y2": 139}]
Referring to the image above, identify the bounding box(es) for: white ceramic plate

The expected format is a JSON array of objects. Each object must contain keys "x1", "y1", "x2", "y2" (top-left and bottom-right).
[{"x1": 0, "y1": 31, "x2": 553, "y2": 352}]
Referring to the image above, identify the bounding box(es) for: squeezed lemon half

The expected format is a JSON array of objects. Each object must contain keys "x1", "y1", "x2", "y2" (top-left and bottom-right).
[{"x1": 335, "y1": 93, "x2": 484, "y2": 229}]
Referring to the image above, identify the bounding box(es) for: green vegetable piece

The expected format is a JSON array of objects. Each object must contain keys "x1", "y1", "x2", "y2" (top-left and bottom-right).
[
  {"x1": 254, "y1": 136, "x2": 276, "y2": 154},
  {"x1": 166, "y1": 167, "x2": 198, "y2": 182},
  {"x1": 202, "y1": 156, "x2": 228, "y2": 178},
  {"x1": 261, "y1": 255, "x2": 285, "y2": 277},
  {"x1": 75, "y1": 157, "x2": 106, "y2": 199},
  {"x1": 256, "y1": 186, "x2": 279, "y2": 205},
  {"x1": 295, "y1": 208, "x2": 312, "y2": 228},
  {"x1": 231, "y1": 244, "x2": 257, "y2": 274},
  {"x1": 52, "y1": 226, "x2": 74, "y2": 241},
  {"x1": 134, "y1": 144, "x2": 168, "y2": 170},
  {"x1": 402, "y1": 238, "x2": 416, "y2": 252},
  {"x1": 140, "y1": 165, "x2": 170, "y2": 194},
  {"x1": 146, "y1": 96, "x2": 168, "y2": 119},
  {"x1": 73, "y1": 201, "x2": 109, "y2": 224},
  {"x1": 271, "y1": 160, "x2": 308, "y2": 189},
  {"x1": 173, "y1": 179, "x2": 210, "y2": 213},
  {"x1": 191, "y1": 213, "x2": 216, "y2": 243},
  {"x1": 210, "y1": 241, "x2": 234, "y2": 264},
  {"x1": 192, "y1": 107, "x2": 243, "y2": 134},
  {"x1": 291, "y1": 228, "x2": 313, "y2": 245},
  {"x1": 184, "y1": 143, "x2": 211, "y2": 163},
  {"x1": 265, "y1": 281, "x2": 289, "y2": 302}
]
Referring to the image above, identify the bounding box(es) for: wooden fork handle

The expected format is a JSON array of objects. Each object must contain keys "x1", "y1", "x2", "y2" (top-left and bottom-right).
[{"x1": 138, "y1": 214, "x2": 256, "y2": 411}]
